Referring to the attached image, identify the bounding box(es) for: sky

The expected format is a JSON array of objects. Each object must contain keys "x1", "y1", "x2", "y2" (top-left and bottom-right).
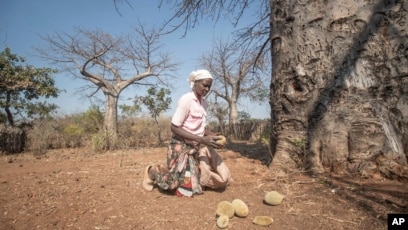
[{"x1": 0, "y1": 0, "x2": 270, "y2": 119}]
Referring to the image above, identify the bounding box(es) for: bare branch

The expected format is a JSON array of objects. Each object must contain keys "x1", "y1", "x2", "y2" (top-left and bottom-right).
[{"x1": 112, "y1": 0, "x2": 133, "y2": 17}]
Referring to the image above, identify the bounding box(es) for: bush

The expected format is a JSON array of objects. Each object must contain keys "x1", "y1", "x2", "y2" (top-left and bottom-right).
[{"x1": 64, "y1": 124, "x2": 84, "y2": 148}]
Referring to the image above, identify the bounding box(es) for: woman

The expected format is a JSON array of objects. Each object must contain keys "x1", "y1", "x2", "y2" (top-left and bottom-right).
[{"x1": 142, "y1": 69, "x2": 231, "y2": 197}]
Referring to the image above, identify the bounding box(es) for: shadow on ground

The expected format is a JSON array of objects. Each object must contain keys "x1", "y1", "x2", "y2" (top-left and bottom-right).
[
  {"x1": 226, "y1": 140, "x2": 408, "y2": 222},
  {"x1": 225, "y1": 140, "x2": 271, "y2": 166}
]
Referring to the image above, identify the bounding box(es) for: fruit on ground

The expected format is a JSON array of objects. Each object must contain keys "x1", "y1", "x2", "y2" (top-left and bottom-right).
[
  {"x1": 252, "y1": 216, "x2": 274, "y2": 226},
  {"x1": 216, "y1": 201, "x2": 234, "y2": 218},
  {"x1": 232, "y1": 199, "x2": 249, "y2": 217},
  {"x1": 264, "y1": 191, "x2": 285, "y2": 205},
  {"x1": 216, "y1": 215, "x2": 229, "y2": 229}
]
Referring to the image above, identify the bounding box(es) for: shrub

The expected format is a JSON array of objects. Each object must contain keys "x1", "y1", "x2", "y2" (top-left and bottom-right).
[{"x1": 63, "y1": 124, "x2": 84, "y2": 148}]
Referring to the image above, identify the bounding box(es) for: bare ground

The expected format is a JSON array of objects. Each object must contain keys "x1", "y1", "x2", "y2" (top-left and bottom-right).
[{"x1": 1, "y1": 142, "x2": 407, "y2": 229}]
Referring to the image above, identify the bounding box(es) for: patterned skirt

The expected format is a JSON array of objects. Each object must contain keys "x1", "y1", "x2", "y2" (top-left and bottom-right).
[{"x1": 155, "y1": 136, "x2": 203, "y2": 197}]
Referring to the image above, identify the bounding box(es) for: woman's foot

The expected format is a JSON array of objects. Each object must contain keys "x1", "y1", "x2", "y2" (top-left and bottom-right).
[{"x1": 142, "y1": 165, "x2": 155, "y2": 191}]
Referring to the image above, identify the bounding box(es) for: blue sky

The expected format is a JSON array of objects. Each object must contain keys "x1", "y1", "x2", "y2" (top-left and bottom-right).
[{"x1": 1, "y1": 0, "x2": 270, "y2": 119}]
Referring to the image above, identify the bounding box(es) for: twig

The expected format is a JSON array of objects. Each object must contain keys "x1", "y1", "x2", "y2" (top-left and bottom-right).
[
  {"x1": 327, "y1": 217, "x2": 358, "y2": 225},
  {"x1": 291, "y1": 180, "x2": 316, "y2": 184},
  {"x1": 385, "y1": 198, "x2": 407, "y2": 208},
  {"x1": 119, "y1": 153, "x2": 124, "y2": 167}
]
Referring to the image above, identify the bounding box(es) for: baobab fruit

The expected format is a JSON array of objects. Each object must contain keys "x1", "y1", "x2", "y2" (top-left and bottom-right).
[
  {"x1": 264, "y1": 191, "x2": 285, "y2": 205},
  {"x1": 216, "y1": 215, "x2": 229, "y2": 229},
  {"x1": 252, "y1": 216, "x2": 274, "y2": 226},
  {"x1": 232, "y1": 199, "x2": 249, "y2": 217},
  {"x1": 215, "y1": 135, "x2": 227, "y2": 148},
  {"x1": 216, "y1": 200, "x2": 234, "y2": 218}
]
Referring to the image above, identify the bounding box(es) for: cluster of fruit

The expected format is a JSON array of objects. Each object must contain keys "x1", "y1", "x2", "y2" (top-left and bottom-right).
[{"x1": 215, "y1": 190, "x2": 285, "y2": 228}]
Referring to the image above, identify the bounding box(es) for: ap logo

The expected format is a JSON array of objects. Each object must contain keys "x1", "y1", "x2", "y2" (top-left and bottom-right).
[{"x1": 388, "y1": 214, "x2": 408, "y2": 230}]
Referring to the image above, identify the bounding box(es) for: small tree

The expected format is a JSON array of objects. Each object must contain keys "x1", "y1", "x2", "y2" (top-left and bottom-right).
[
  {"x1": 0, "y1": 47, "x2": 60, "y2": 127},
  {"x1": 138, "y1": 87, "x2": 171, "y2": 144}
]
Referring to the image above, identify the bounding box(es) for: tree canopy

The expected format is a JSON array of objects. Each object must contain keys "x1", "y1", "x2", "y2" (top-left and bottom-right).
[
  {"x1": 138, "y1": 87, "x2": 172, "y2": 143},
  {"x1": 0, "y1": 47, "x2": 60, "y2": 127}
]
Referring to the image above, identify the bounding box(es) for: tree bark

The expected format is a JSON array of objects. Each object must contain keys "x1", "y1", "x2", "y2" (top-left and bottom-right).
[
  {"x1": 5, "y1": 94, "x2": 14, "y2": 127},
  {"x1": 104, "y1": 93, "x2": 119, "y2": 149},
  {"x1": 229, "y1": 99, "x2": 239, "y2": 137},
  {"x1": 270, "y1": 0, "x2": 408, "y2": 178}
]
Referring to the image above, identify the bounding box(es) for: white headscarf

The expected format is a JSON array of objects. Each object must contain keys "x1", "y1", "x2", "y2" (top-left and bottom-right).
[{"x1": 187, "y1": 69, "x2": 213, "y2": 88}]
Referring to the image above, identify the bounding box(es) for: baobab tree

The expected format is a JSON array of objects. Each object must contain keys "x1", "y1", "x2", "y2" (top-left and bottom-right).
[
  {"x1": 200, "y1": 39, "x2": 269, "y2": 137},
  {"x1": 126, "y1": 0, "x2": 408, "y2": 179},
  {"x1": 37, "y1": 26, "x2": 177, "y2": 149},
  {"x1": 268, "y1": 0, "x2": 407, "y2": 179}
]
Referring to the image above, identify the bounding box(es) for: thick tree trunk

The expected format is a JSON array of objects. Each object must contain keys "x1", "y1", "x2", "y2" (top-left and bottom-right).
[
  {"x1": 5, "y1": 94, "x2": 14, "y2": 127},
  {"x1": 104, "y1": 93, "x2": 119, "y2": 149},
  {"x1": 270, "y1": 0, "x2": 408, "y2": 179},
  {"x1": 229, "y1": 101, "x2": 239, "y2": 138}
]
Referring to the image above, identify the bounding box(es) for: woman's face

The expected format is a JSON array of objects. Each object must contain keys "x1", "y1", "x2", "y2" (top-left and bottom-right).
[{"x1": 194, "y1": 78, "x2": 213, "y2": 98}]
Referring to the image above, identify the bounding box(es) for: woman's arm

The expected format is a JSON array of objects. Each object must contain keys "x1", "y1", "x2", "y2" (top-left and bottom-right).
[{"x1": 171, "y1": 124, "x2": 221, "y2": 148}]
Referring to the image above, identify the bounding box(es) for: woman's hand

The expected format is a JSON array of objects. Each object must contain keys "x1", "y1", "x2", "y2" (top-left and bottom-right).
[
  {"x1": 200, "y1": 135, "x2": 225, "y2": 148},
  {"x1": 171, "y1": 124, "x2": 225, "y2": 148}
]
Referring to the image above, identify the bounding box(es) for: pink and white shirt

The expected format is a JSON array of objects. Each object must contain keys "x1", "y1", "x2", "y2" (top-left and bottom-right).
[{"x1": 171, "y1": 92, "x2": 207, "y2": 143}]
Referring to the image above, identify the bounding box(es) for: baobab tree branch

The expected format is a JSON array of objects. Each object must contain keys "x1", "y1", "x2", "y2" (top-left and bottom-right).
[
  {"x1": 88, "y1": 86, "x2": 102, "y2": 97},
  {"x1": 80, "y1": 57, "x2": 110, "y2": 88}
]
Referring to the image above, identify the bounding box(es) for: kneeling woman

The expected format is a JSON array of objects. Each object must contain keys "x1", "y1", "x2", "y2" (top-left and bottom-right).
[{"x1": 143, "y1": 69, "x2": 231, "y2": 197}]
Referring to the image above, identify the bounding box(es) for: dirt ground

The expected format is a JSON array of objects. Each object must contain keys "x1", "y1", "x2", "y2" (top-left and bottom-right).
[{"x1": 1, "y1": 142, "x2": 407, "y2": 230}]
